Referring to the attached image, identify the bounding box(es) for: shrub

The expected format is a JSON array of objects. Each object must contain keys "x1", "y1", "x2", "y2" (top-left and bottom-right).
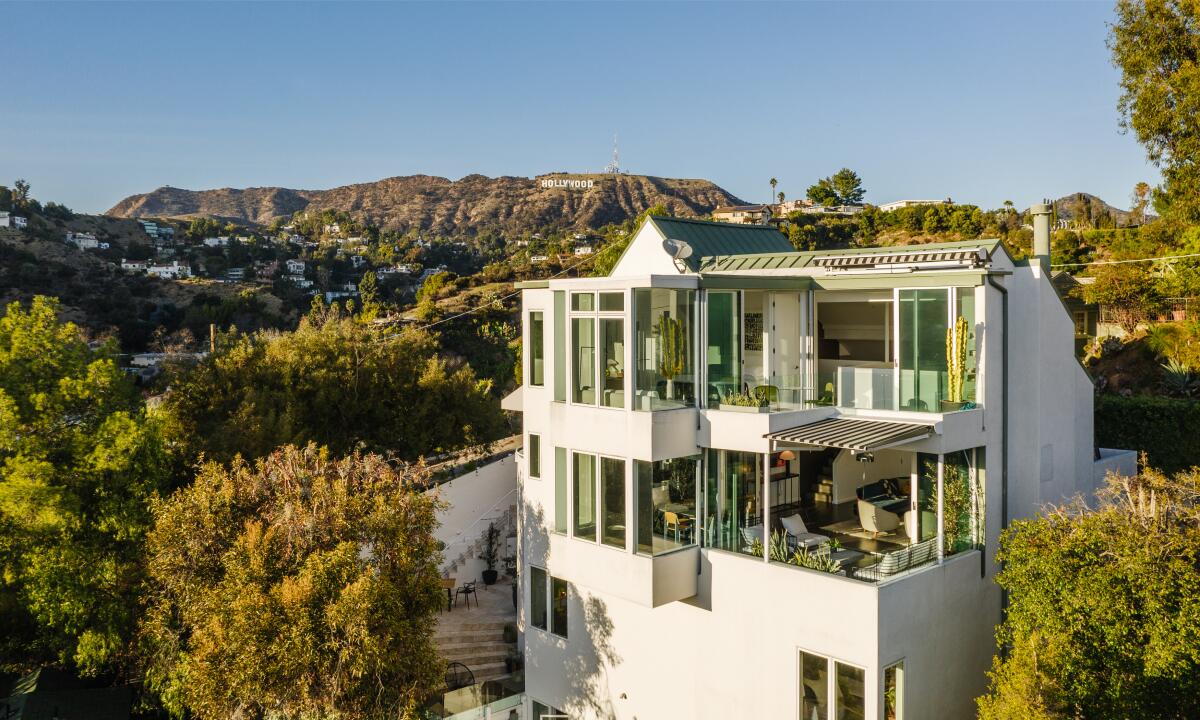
[{"x1": 1095, "y1": 395, "x2": 1200, "y2": 473}]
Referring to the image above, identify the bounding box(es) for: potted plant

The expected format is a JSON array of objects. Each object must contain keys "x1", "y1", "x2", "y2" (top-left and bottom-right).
[
  {"x1": 504, "y1": 647, "x2": 524, "y2": 674},
  {"x1": 940, "y1": 315, "x2": 969, "y2": 412},
  {"x1": 656, "y1": 313, "x2": 685, "y2": 401},
  {"x1": 718, "y1": 390, "x2": 770, "y2": 413},
  {"x1": 481, "y1": 522, "x2": 500, "y2": 585}
]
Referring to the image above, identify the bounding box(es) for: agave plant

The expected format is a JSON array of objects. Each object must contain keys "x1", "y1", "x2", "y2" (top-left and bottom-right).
[
  {"x1": 791, "y1": 546, "x2": 843, "y2": 574},
  {"x1": 768, "y1": 529, "x2": 792, "y2": 562},
  {"x1": 1160, "y1": 359, "x2": 1199, "y2": 398}
]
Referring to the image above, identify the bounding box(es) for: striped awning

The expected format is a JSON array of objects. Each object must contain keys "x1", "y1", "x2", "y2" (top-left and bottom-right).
[
  {"x1": 765, "y1": 417, "x2": 933, "y2": 452},
  {"x1": 813, "y1": 248, "x2": 987, "y2": 270}
]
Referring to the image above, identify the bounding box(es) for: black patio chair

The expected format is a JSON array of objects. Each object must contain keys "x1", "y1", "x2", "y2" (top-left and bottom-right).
[{"x1": 454, "y1": 580, "x2": 479, "y2": 609}]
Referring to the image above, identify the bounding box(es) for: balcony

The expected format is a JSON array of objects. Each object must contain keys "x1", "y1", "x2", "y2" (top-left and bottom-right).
[{"x1": 821, "y1": 365, "x2": 978, "y2": 414}]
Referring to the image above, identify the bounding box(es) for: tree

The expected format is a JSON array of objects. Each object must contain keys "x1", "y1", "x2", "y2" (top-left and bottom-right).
[
  {"x1": 806, "y1": 179, "x2": 840, "y2": 207},
  {"x1": 162, "y1": 304, "x2": 506, "y2": 464},
  {"x1": 1110, "y1": 1, "x2": 1200, "y2": 221},
  {"x1": 829, "y1": 168, "x2": 865, "y2": 205},
  {"x1": 0, "y1": 297, "x2": 173, "y2": 674},
  {"x1": 769, "y1": 177, "x2": 778, "y2": 206},
  {"x1": 186, "y1": 217, "x2": 222, "y2": 241},
  {"x1": 778, "y1": 191, "x2": 785, "y2": 205},
  {"x1": 1132, "y1": 181, "x2": 1152, "y2": 224},
  {"x1": 1082, "y1": 263, "x2": 1164, "y2": 333},
  {"x1": 357, "y1": 270, "x2": 380, "y2": 322},
  {"x1": 978, "y1": 468, "x2": 1200, "y2": 719},
  {"x1": 12, "y1": 179, "x2": 30, "y2": 209},
  {"x1": 142, "y1": 445, "x2": 444, "y2": 720}
]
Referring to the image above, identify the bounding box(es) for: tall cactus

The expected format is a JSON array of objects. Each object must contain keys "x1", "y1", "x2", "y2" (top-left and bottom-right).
[
  {"x1": 657, "y1": 313, "x2": 685, "y2": 398},
  {"x1": 946, "y1": 315, "x2": 969, "y2": 403}
]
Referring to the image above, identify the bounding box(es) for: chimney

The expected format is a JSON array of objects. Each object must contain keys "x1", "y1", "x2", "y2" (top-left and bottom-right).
[{"x1": 1030, "y1": 200, "x2": 1052, "y2": 272}]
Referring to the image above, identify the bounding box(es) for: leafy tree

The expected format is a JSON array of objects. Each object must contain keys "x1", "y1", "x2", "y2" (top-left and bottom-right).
[
  {"x1": 769, "y1": 177, "x2": 778, "y2": 205},
  {"x1": 805, "y1": 179, "x2": 840, "y2": 207},
  {"x1": 0, "y1": 185, "x2": 11, "y2": 212},
  {"x1": 829, "y1": 168, "x2": 865, "y2": 205},
  {"x1": 142, "y1": 444, "x2": 444, "y2": 720},
  {"x1": 0, "y1": 297, "x2": 173, "y2": 674},
  {"x1": 1083, "y1": 263, "x2": 1164, "y2": 333},
  {"x1": 1132, "y1": 181, "x2": 1152, "y2": 224},
  {"x1": 12, "y1": 179, "x2": 30, "y2": 209},
  {"x1": 186, "y1": 217, "x2": 223, "y2": 241},
  {"x1": 162, "y1": 304, "x2": 505, "y2": 464},
  {"x1": 1110, "y1": 1, "x2": 1200, "y2": 221},
  {"x1": 978, "y1": 468, "x2": 1200, "y2": 719}
]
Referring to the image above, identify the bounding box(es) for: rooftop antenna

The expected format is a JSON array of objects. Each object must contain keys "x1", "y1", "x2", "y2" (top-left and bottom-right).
[
  {"x1": 662, "y1": 238, "x2": 693, "y2": 273},
  {"x1": 604, "y1": 133, "x2": 620, "y2": 174}
]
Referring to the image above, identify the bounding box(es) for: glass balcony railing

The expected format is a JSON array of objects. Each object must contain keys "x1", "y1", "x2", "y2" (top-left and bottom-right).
[{"x1": 817, "y1": 365, "x2": 976, "y2": 413}]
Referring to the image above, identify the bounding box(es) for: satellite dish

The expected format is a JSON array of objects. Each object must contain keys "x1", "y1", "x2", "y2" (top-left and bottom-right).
[{"x1": 662, "y1": 238, "x2": 694, "y2": 260}]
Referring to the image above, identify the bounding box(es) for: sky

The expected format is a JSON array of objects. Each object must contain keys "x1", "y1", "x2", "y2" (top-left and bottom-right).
[{"x1": 0, "y1": 1, "x2": 1158, "y2": 215}]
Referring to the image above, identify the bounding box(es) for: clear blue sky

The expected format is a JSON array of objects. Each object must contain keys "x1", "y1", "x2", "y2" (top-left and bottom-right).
[{"x1": 0, "y1": 1, "x2": 1157, "y2": 215}]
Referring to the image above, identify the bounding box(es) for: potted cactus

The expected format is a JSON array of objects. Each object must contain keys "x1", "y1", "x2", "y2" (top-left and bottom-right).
[
  {"x1": 941, "y1": 315, "x2": 970, "y2": 412},
  {"x1": 656, "y1": 313, "x2": 685, "y2": 401}
]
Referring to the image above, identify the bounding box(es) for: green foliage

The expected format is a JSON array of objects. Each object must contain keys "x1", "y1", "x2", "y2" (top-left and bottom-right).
[
  {"x1": 1159, "y1": 358, "x2": 1199, "y2": 398},
  {"x1": 1111, "y1": 0, "x2": 1200, "y2": 222},
  {"x1": 185, "y1": 217, "x2": 223, "y2": 241},
  {"x1": 0, "y1": 297, "x2": 173, "y2": 674},
  {"x1": 142, "y1": 445, "x2": 444, "y2": 720},
  {"x1": 1082, "y1": 264, "x2": 1163, "y2": 333},
  {"x1": 790, "y1": 546, "x2": 842, "y2": 574},
  {"x1": 415, "y1": 271, "x2": 454, "y2": 305},
  {"x1": 1095, "y1": 395, "x2": 1200, "y2": 474},
  {"x1": 806, "y1": 168, "x2": 865, "y2": 206},
  {"x1": 946, "y1": 315, "x2": 968, "y2": 403},
  {"x1": 978, "y1": 470, "x2": 1200, "y2": 719},
  {"x1": 163, "y1": 304, "x2": 506, "y2": 464},
  {"x1": 719, "y1": 390, "x2": 767, "y2": 408},
  {"x1": 656, "y1": 313, "x2": 685, "y2": 382}
]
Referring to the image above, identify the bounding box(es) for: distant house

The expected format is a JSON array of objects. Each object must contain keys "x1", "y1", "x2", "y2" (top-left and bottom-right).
[
  {"x1": 139, "y1": 220, "x2": 175, "y2": 244},
  {"x1": 121, "y1": 259, "x2": 149, "y2": 273},
  {"x1": 203, "y1": 236, "x2": 230, "y2": 248},
  {"x1": 350, "y1": 255, "x2": 366, "y2": 269},
  {"x1": 712, "y1": 204, "x2": 773, "y2": 224},
  {"x1": 65, "y1": 232, "x2": 100, "y2": 249},
  {"x1": 226, "y1": 267, "x2": 246, "y2": 281},
  {"x1": 323, "y1": 223, "x2": 342, "y2": 235},
  {"x1": 877, "y1": 199, "x2": 952, "y2": 213},
  {"x1": 256, "y1": 260, "x2": 280, "y2": 279},
  {"x1": 774, "y1": 199, "x2": 814, "y2": 216},
  {"x1": 530, "y1": 254, "x2": 549, "y2": 264},
  {"x1": 286, "y1": 259, "x2": 306, "y2": 274},
  {"x1": 574, "y1": 245, "x2": 594, "y2": 256},
  {"x1": 798, "y1": 204, "x2": 865, "y2": 216},
  {"x1": 285, "y1": 274, "x2": 313, "y2": 289},
  {"x1": 0, "y1": 211, "x2": 28, "y2": 229},
  {"x1": 287, "y1": 234, "x2": 306, "y2": 245},
  {"x1": 515, "y1": 239, "x2": 530, "y2": 248},
  {"x1": 147, "y1": 261, "x2": 191, "y2": 279}
]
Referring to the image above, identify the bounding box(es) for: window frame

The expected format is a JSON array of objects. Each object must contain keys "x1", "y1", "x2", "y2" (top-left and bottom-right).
[
  {"x1": 567, "y1": 289, "x2": 628, "y2": 410},
  {"x1": 528, "y1": 310, "x2": 545, "y2": 387},
  {"x1": 549, "y1": 576, "x2": 569, "y2": 638},
  {"x1": 530, "y1": 566, "x2": 547, "y2": 631},
  {"x1": 796, "y1": 648, "x2": 867, "y2": 720},
  {"x1": 528, "y1": 433, "x2": 541, "y2": 479}
]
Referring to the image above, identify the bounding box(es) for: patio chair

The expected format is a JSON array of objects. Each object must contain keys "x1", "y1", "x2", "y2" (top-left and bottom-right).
[
  {"x1": 454, "y1": 581, "x2": 478, "y2": 609},
  {"x1": 779, "y1": 513, "x2": 829, "y2": 551},
  {"x1": 740, "y1": 524, "x2": 764, "y2": 553},
  {"x1": 858, "y1": 499, "x2": 901, "y2": 538}
]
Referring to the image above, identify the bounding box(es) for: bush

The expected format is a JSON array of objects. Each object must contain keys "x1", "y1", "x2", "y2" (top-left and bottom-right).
[{"x1": 1095, "y1": 395, "x2": 1200, "y2": 472}]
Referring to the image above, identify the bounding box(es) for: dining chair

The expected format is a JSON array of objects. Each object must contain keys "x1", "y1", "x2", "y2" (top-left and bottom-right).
[{"x1": 454, "y1": 580, "x2": 479, "y2": 609}]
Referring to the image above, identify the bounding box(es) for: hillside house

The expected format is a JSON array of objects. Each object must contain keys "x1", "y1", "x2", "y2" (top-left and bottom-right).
[
  {"x1": 877, "y1": 199, "x2": 953, "y2": 213},
  {"x1": 285, "y1": 274, "x2": 313, "y2": 289},
  {"x1": 505, "y1": 209, "x2": 1134, "y2": 720},
  {"x1": 65, "y1": 232, "x2": 100, "y2": 249},
  {"x1": 286, "y1": 259, "x2": 306, "y2": 274},
  {"x1": 0, "y1": 212, "x2": 28, "y2": 229},
  {"x1": 139, "y1": 220, "x2": 176, "y2": 244},
  {"x1": 574, "y1": 245, "x2": 594, "y2": 256},
  {"x1": 147, "y1": 261, "x2": 191, "y2": 279},
  {"x1": 203, "y1": 236, "x2": 230, "y2": 248},
  {"x1": 120, "y1": 259, "x2": 149, "y2": 273},
  {"x1": 350, "y1": 255, "x2": 366, "y2": 269},
  {"x1": 226, "y1": 267, "x2": 246, "y2": 282},
  {"x1": 712, "y1": 204, "x2": 773, "y2": 224}
]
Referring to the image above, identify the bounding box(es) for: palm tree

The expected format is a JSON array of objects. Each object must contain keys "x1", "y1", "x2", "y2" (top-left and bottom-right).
[
  {"x1": 778, "y1": 191, "x2": 786, "y2": 205},
  {"x1": 769, "y1": 177, "x2": 778, "y2": 206},
  {"x1": 1132, "y1": 182, "x2": 1151, "y2": 224},
  {"x1": 1003, "y1": 200, "x2": 1014, "y2": 213}
]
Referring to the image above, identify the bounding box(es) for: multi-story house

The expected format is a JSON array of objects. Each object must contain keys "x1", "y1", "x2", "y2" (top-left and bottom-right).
[
  {"x1": 712, "y1": 204, "x2": 773, "y2": 224},
  {"x1": 505, "y1": 206, "x2": 1134, "y2": 720}
]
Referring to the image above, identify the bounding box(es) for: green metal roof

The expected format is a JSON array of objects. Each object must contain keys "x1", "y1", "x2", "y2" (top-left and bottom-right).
[{"x1": 647, "y1": 216, "x2": 796, "y2": 271}]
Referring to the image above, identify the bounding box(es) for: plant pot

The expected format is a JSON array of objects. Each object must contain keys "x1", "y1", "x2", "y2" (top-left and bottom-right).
[
  {"x1": 938, "y1": 400, "x2": 967, "y2": 413},
  {"x1": 718, "y1": 404, "x2": 770, "y2": 413},
  {"x1": 481, "y1": 569, "x2": 498, "y2": 585}
]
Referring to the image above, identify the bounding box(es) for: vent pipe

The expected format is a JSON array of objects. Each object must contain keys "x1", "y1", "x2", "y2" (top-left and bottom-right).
[{"x1": 1030, "y1": 200, "x2": 1052, "y2": 273}]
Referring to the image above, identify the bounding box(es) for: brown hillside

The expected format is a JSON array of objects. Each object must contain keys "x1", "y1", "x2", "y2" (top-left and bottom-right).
[{"x1": 106, "y1": 173, "x2": 745, "y2": 234}]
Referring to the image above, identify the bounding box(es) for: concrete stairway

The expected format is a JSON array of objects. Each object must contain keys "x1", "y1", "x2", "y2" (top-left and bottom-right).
[{"x1": 434, "y1": 579, "x2": 518, "y2": 684}]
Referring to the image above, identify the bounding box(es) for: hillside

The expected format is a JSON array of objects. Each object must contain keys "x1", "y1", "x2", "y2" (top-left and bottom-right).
[
  {"x1": 107, "y1": 173, "x2": 746, "y2": 234},
  {"x1": 1052, "y1": 192, "x2": 1140, "y2": 226}
]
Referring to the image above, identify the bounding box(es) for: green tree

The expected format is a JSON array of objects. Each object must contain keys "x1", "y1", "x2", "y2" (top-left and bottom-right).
[
  {"x1": 12, "y1": 179, "x2": 30, "y2": 209},
  {"x1": 829, "y1": 168, "x2": 865, "y2": 205},
  {"x1": 162, "y1": 304, "x2": 505, "y2": 464},
  {"x1": 143, "y1": 444, "x2": 444, "y2": 720},
  {"x1": 805, "y1": 178, "x2": 840, "y2": 207},
  {"x1": 186, "y1": 217, "x2": 223, "y2": 241},
  {"x1": 1082, "y1": 263, "x2": 1164, "y2": 333},
  {"x1": 356, "y1": 270, "x2": 380, "y2": 322},
  {"x1": 1110, "y1": 0, "x2": 1200, "y2": 221},
  {"x1": 0, "y1": 297, "x2": 172, "y2": 674},
  {"x1": 1132, "y1": 181, "x2": 1152, "y2": 224},
  {"x1": 769, "y1": 177, "x2": 778, "y2": 206},
  {"x1": 978, "y1": 468, "x2": 1200, "y2": 719}
]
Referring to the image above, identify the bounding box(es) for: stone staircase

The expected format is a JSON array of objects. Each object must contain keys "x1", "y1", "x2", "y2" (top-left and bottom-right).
[{"x1": 434, "y1": 605, "x2": 516, "y2": 683}]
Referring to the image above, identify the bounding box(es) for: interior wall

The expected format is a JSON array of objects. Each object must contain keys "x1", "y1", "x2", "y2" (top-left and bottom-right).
[{"x1": 831, "y1": 448, "x2": 913, "y2": 504}]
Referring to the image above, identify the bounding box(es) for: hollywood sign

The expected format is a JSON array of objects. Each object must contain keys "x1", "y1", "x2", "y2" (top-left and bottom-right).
[{"x1": 540, "y1": 178, "x2": 595, "y2": 190}]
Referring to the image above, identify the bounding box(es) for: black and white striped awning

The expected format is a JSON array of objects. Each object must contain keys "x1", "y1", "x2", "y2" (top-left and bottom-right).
[
  {"x1": 813, "y1": 248, "x2": 987, "y2": 270},
  {"x1": 765, "y1": 417, "x2": 933, "y2": 452}
]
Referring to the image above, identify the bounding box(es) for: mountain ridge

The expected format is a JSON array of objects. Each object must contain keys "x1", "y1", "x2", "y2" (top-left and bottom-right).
[{"x1": 107, "y1": 173, "x2": 747, "y2": 235}]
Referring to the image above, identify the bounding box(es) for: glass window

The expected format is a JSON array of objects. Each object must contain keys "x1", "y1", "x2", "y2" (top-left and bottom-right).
[
  {"x1": 601, "y1": 457, "x2": 626, "y2": 549},
  {"x1": 571, "y1": 292, "x2": 594, "y2": 312},
  {"x1": 705, "y1": 291, "x2": 742, "y2": 406},
  {"x1": 530, "y1": 566, "x2": 547, "y2": 630},
  {"x1": 703, "y1": 449, "x2": 764, "y2": 556},
  {"x1": 554, "y1": 447, "x2": 567, "y2": 533},
  {"x1": 633, "y1": 288, "x2": 696, "y2": 410},
  {"x1": 835, "y1": 661, "x2": 866, "y2": 720},
  {"x1": 572, "y1": 453, "x2": 596, "y2": 541},
  {"x1": 898, "y1": 288, "x2": 949, "y2": 412},
  {"x1": 529, "y1": 311, "x2": 545, "y2": 386},
  {"x1": 917, "y1": 452, "x2": 938, "y2": 543},
  {"x1": 600, "y1": 318, "x2": 625, "y2": 408},
  {"x1": 942, "y1": 448, "x2": 985, "y2": 556},
  {"x1": 532, "y1": 701, "x2": 568, "y2": 720},
  {"x1": 884, "y1": 661, "x2": 904, "y2": 720},
  {"x1": 572, "y1": 317, "x2": 596, "y2": 404},
  {"x1": 599, "y1": 292, "x2": 624, "y2": 312},
  {"x1": 636, "y1": 455, "x2": 700, "y2": 555},
  {"x1": 799, "y1": 651, "x2": 829, "y2": 720},
  {"x1": 550, "y1": 577, "x2": 569, "y2": 638},
  {"x1": 955, "y1": 288, "x2": 977, "y2": 403},
  {"x1": 528, "y1": 434, "x2": 541, "y2": 478}
]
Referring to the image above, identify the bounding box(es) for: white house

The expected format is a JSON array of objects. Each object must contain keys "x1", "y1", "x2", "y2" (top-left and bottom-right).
[
  {"x1": 504, "y1": 210, "x2": 1134, "y2": 720},
  {"x1": 147, "y1": 261, "x2": 191, "y2": 279},
  {"x1": 877, "y1": 199, "x2": 953, "y2": 213},
  {"x1": 285, "y1": 274, "x2": 313, "y2": 289},
  {"x1": 286, "y1": 259, "x2": 306, "y2": 274},
  {"x1": 0, "y1": 212, "x2": 28, "y2": 229},
  {"x1": 65, "y1": 232, "x2": 100, "y2": 249},
  {"x1": 120, "y1": 259, "x2": 149, "y2": 273},
  {"x1": 573, "y1": 245, "x2": 594, "y2": 256},
  {"x1": 530, "y1": 254, "x2": 549, "y2": 264},
  {"x1": 203, "y1": 236, "x2": 230, "y2": 248},
  {"x1": 712, "y1": 204, "x2": 773, "y2": 224}
]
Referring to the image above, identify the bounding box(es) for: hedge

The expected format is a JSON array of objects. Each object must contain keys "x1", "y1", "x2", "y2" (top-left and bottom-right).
[{"x1": 1094, "y1": 395, "x2": 1200, "y2": 474}]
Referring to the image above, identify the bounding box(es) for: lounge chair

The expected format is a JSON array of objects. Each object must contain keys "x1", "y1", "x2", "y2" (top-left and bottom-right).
[
  {"x1": 858, "y1": 499, "x2": 901, "y2": 538},
  {"x1": 780, "y1": 514, "x2": 829, "y2": 551}
]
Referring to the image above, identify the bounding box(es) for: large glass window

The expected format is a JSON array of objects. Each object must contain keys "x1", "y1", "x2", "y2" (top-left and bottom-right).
[
  {"x1": 898, "y1": 289, "x2": 948, "y2": 412},
  {"x1": 635, "y1": 455, "x2": 700, "y2": 555},
  {"x1": 530, "y1": 566, "x2": 547, "y2": 630},
  {"x1": 601, "y1": 457, "x2": 626, "y2": 548},
  {"x1": 528, "y1": 433, "x2": 541, "y2": 478},
  {"x1": 571, "y1": 292, "x2": 594, "y2": 312},
  {"x1": 916, "y1": 453, "x2": 938, "y2": 543},
  {"x1": 835, "y1": 662, "x2": 866, "y2": 720},
  {"x1": 550, "y1": 577, "x2": 569, "y2": 638},
  {"x1": 600, "y1": 318, "x2": 625, "y2": 408},
  {"x1": 799, "y1": 651, "x2": 830, "y2": 720},
  {"x1": 704, "y1": 449, "x2": 764, "y2": 556},
  {"x1": 529, "y1": 311, "x2": 545, "y2": 387},
  {"x1": 571, "y1": 317, "x2": 596, "y2": 404},
  {"x1": 955, "y1": 288, "x2": 977, "y2": 403},
  {"x1": 706, "y1": 291, "x2": 741, "y2": 405},
  {"x1": 572, "y1": 452, "x2": 596, "y2": 541},
  {"x1": 633, "y1": 288, "x2": 696, "y2": 410},
  {"x1": 554, "y1": 447, "x2": 567, "y2": 533},
  {"x1": 884, "y1": 661, "x2": 905, "y2": 720},
  {"x1": 942, "y1": 448, "x2": 985, "y2": 556},
  {"x1": 599, "y1": 292, "x2": 624, "y2": 312}
]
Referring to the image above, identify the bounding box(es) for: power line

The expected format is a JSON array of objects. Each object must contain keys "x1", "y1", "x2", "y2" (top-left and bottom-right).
[
  {"x1": 378, "y1": 250, "x2": 601, "y2": 341},
  {"x1": 1051, "y1": 251, "x2": 1200, "y2": 269}
]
